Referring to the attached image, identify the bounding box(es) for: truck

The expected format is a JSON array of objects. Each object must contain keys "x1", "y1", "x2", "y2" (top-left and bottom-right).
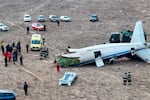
[{"x1": 109, "y1": 29, "x2": 147, "y2": 43}]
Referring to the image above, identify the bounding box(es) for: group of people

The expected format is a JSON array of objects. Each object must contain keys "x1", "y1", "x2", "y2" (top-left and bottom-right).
[
  {"x1": 123, "y1": 72, "x2": 132, "y2": 85},
  {"x1": 1, "y1": 41, "x2": 23, "y2": 66}
]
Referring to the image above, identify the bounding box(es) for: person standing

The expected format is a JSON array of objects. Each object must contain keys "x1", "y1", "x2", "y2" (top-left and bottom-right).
[
  {"x1": 19, "y1": 54, "x2": 23, "y2": 66},
  {"x1": 26, "y1": 43, "x2": 29, "y2": 53},
  {"x1": 1, "y1": 45, "x2": 4, "y2": 55},
  {"x1": 123, "y1": 73, "x2": 128, "y2": 85},
  {"x1": 44, "y1": 24, "x2": 46, "y2": 31},
  {"x1": 56, "y1": 62, "x2": 60, "y2": 73},
  {"x1": 4, "y1": 56, "x2": 7, "y2": 67},
  {"x1": 42, "y1": 36, "x2": 45, "y2": 45},
  {"x1": 12, "y1": 42, "x2": 15, "y2": 48},
  {"x1": 23, "y1": 82, "x2": 28, "y2": 96},
  {"x1": 17, "y1": 41, "x2": 21, "y2": 53},
  {"x1": 27, "y1": 26, "x2": 30, "y2": 34},
  {"x1": 12, "y1": 54, "x2": 16, "y2": 64},
  {"x1": 57, "y1": 20, "x2": 60, "y2": 26},
  {"x1": 6, "y1": 44, "x2": 10, "y2": 52},
  {"x1": 127, "y1": 72, "x2": 132, "y2": 85}
]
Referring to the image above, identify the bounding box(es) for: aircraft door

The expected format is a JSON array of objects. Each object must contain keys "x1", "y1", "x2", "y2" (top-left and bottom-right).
[
  {"x1": 94, "y1": 51, "x2": 104, "y2": 67},
  {"x1": 94, "y1": 51, "x2": 101, "y2": 58}
]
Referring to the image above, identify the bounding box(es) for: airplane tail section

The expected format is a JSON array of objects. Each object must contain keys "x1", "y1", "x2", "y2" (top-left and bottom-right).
[{"x1": 130, "y1": 21, "x2": 145, "y2": 43}]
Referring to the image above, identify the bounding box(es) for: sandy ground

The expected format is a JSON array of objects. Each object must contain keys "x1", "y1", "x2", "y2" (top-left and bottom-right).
[{"x1": 0, "y1": 0, "x2": 150, "y2": 100}]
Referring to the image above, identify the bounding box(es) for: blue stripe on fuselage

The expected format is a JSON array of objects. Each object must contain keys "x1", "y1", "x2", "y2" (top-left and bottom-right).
[{"x1": 72, "y1": 47, "x2": 145, "y2": 66}]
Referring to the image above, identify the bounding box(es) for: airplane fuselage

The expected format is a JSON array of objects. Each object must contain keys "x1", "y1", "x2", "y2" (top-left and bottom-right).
[{"x1": 65, "y1": 43, "x2": 147, "y2": 65}]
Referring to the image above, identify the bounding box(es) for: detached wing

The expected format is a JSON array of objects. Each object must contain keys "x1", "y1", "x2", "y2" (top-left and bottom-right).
[{"x1": 135, "y1": 48, "x2": 150, "y2": 63}]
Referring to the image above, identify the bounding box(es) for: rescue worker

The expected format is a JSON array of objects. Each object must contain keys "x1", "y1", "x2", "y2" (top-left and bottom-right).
[
  {"x1": 123, "y1": 73, "x2": 128, "y2": 85},
  {"x1": 26, "y1": 43, "x2": 29, "y2": 53},
  {"x1": 127, "y1": 72, "x2": 132, "y2": 85},
  {"x1": 4, "y1": 56, "x2": 7, "y2": 67},
  {"x1": 27, "y1": 26, "x2": 30, "y2": 34},
  {"x1": 23, "y1": 82, "x2": 28, "y2": 96}
]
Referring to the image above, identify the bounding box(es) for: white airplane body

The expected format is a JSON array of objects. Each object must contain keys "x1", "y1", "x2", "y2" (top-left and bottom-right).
[{"x1": 58, "y1": 21, "x2": 150, "y2": 67}]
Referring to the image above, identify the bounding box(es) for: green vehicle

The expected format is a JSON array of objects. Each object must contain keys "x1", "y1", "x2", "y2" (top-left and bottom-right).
[{"x1": 109, "y1": 30, "x2": 147, "y2": 43}]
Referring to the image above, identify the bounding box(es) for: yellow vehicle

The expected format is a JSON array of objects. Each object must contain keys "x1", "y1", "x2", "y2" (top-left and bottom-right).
[{"x1": 30, "y1": 34, "x2": 42, "y2": 50}]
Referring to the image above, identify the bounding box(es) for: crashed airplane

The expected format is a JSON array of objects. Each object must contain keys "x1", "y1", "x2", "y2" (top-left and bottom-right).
[{"x1": 57, "y1": 21, "x2": 150, "y2": 67}]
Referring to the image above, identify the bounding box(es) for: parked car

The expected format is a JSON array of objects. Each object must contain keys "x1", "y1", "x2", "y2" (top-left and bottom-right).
[
  {"x1": 0, "y1": 23, "x2": 9, "y2": 31},
  {"x1": 38, "y1": 15, "x2": 45, "y2": 22},
  {"x1": 31, "y1": 23, "x2": 44, "y2": 31},
  {"x1": 89, "y1": 14, "x2": 99, "y2": 22},
  {"x1": 0, "y1": 89, "x2": 16, "y2": 100},
  {"x1": 49, "y1": 15, "x2": 59, "y2": 22},
  {"x1": 60, "y1": 16, "x2": 71, "y2": 22},
  {"x1": 24, "y1": 14, "x2": 31, "y2": 22}
]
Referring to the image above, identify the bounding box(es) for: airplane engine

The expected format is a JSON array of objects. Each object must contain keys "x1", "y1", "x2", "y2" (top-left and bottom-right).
[{"x1": 131, "y1": 48, "x2": 135, "y2": 56}]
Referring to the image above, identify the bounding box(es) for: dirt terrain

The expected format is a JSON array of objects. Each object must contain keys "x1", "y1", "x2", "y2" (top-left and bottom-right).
[{"x1": 0, "y1": 0, "x2": 150, "y2": 100}]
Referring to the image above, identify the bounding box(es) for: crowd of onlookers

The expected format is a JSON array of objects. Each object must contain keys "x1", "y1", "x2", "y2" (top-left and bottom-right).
[{"x1": 1, "y1": 41, "x2": 23, "y2": 66}]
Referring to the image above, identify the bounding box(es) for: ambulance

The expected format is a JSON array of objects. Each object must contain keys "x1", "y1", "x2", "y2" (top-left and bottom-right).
[{"x1": 30, "y1": 34, "x2": 42, "y2": 50}]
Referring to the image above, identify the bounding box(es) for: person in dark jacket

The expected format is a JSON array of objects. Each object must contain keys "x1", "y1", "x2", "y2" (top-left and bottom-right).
[
  {"x1": 27, "y1": 26, "x2": 30, "y2": 34},
  {"x1": 123, "y1": 73, "x2": 128, "y2": 85},
  {"x1": 4, "y1": 57, "x2": 7, "y2": 67},
  {"x1": 19, "y1": 54, "x2": 23, "y2": 66},
  {"x1": 44, "y1": 24, "x2": 46, "y2": 31},
  {"x1": 12, "y1": 42, "x2": 15, "y2": 48},
  {"x1": 6, "y1": 44, "x2": 10, "y2": 52},
  {"x1": 127, "y1": 72, "x2": 132, "y2": 85},
  {"x1": 1, "y1": 45, "x2": 4, "y2": 55},
  {"x1": 26, "y1": 43, "x2": 29, "y2": 53},
  {"x1": 57, "y1": 20, "x2": 60, "y2": 26},
  {"x1": 12, "y1": 54, "x2": 16, "y2": 64},
  {"x1": 17, "y1": 41, "x2": 21, "y2": 53},
  {"x1": 23, "y1": 82, "x2": 28, "y2": 96}
]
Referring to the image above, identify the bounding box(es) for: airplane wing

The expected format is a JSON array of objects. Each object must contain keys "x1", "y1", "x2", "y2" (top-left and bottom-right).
[
  {"x1": 95, "y1": 56, "x2": 104, "y2": 67},
  {"x1": 61, "y1": 53, "x2": 81, "y2": 58},
  {"x1": 67, "y1": 49, "x2": 80, "y2": 53},
  {"x1": 135, "y1": 48, "x2": 150, "y2": 63}
]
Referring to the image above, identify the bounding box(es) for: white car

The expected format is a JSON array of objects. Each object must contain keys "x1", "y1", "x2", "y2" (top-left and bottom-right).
[
  {"x1": 0, "y1": 23, "x2": 9, "y2": 31},
  {"x1": 60, "y1": 16, "x2": 71, "y2": 22},
  {"x1": 49, "y1": 15, "x2": 59, "y2": 22},
  {"x1": 38, "y1": 15, "x2": 45, "y2": 22},
  {"x1": 24, "y1": 14, "x2": 31, "y2": 22}
]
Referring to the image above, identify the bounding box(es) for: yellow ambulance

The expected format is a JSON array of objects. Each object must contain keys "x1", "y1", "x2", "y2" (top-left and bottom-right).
[{"x1": 30, "y1": 34, "x2": 42, "y2": 50}]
